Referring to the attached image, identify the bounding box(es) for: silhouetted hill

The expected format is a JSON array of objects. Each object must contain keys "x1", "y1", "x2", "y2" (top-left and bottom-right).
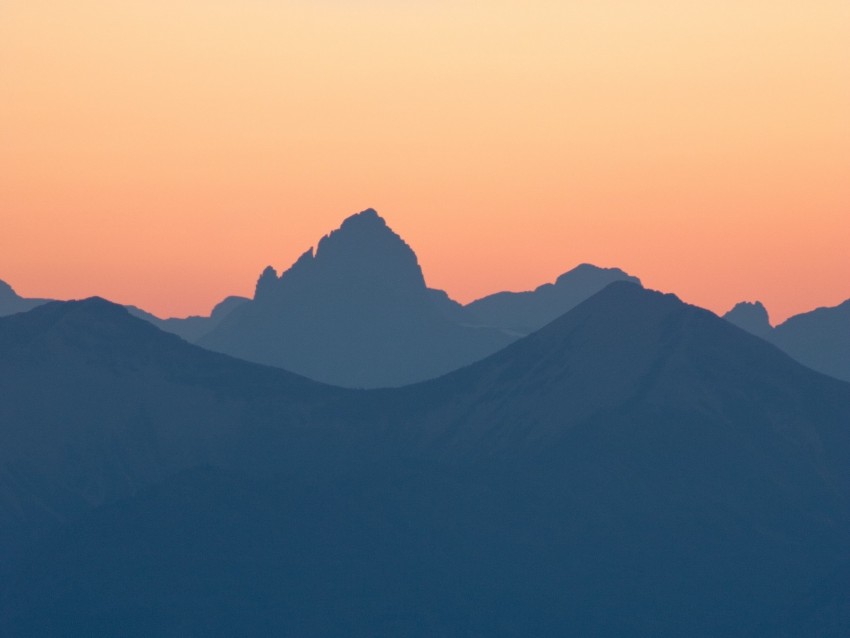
[
  {"x1": 723, "y1": 300, "x2": 773, "y2": 340},
  {"x1": 463, "y1": 263, "x2": 641, "y2": 334},
  {"x1": 0, "y1": 279, "x2": 51, "y2": 317},
  {"x1": 2, "y1": 284, "x2": 850, "y2": 635},
  {"x1": 773, "y1": 298, "x2": 850, "y2": 384},
  {"x1": 200, "y1": 209, "x2": 513, "y2": 387}
]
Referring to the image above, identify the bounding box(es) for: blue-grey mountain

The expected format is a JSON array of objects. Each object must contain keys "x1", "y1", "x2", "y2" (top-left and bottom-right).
[
  {"x1": 723, "y1": 300, "x2": 773, "y2": 340},
  {"x1": 0, "y1": 277, "x2": 246, "y2": 342},
  {"x1": 2, "y1": 283, "x2": 849, "y2": 636},
  {"x1": 0, "y1": 279, "x2": 50, "y2": 317},
  {"x1": 198, "y1": 209, "x2": 640, "y2": 387},
  {"x1": 126, "y1": 294, "x2": 248, "y2": 341},
  {"x1": 199, "y1": 209, "x2": 514, "y2": 387},
  {"x1": 463, "y1": 262, "x2": 641, "y2": 335},
  {"x1": 724, "y1": 298, "x2": 850, "y2": 383},
  {"x1": 772, "y1": 299, "x2": 850, "y2": 384}
]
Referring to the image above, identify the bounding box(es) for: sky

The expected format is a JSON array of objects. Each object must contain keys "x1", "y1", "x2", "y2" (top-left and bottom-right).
[{"x1": 1, "y1": 1, "x2": 848, "y2": 323}]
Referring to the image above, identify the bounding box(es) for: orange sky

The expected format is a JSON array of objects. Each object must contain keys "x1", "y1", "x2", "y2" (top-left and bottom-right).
[{"x1": 1, "y1": 1, "x2": 848, "y2": 323}]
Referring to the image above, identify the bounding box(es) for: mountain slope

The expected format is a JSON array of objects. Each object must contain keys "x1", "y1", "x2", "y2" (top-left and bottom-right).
[
  {"x1": 2, "y1": 284, "x2": 850, "y2": 636},
  {"x1": 198, "y1": 210, "x2": 643, "y2": 386}
]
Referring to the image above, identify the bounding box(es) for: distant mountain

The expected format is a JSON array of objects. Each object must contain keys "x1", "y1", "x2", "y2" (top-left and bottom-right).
[
  {"x1": 0, "y1": 276, "x2": 247, "y2": 342},
  {"x1": 2, "y1": 283, "x2": 850, "y2": 635},
  {"x1": 126, "y1": 294, "x2": 248, "y2": 342},
  {"x1": 1, "y1": 216, "x2": 642, "y2": 389},
  {"x1": 199, "y1": 209, "x2": 644, "y2": 386},
  {"x1": 0, "y1": 279, "x2": 50, "y2": 316},
  {"x1": 723, "y1": 300, "x2": 773, "y2": 340},
  {"x1": 199, "y1": 209, "x2": 513, "y2": 387},
  {"x1": 463, "y1": 263, "x2": 641, "y2": 335},
  {"x1": 723, "y1": 298, "x2": 850, "y2": 383},
  {"x1": 773, "y1": 299, "x2": 850, "y2": 384}
]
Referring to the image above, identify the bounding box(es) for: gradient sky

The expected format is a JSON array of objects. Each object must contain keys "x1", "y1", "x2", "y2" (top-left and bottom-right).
[{"x1": 1, "y1": 1, "x2": 848, "y2": 323}]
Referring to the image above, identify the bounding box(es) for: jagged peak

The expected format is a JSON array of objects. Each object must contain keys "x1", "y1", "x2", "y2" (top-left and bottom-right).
[
  {"x1": 729, "y1": 300, "x2": 768, "y2": 312},
  {"x1": 722, "y1": 300, "x2": 773, "y2": 339},
  {"x1": 292, "y1": 248, "x2": 315, "y2": 267},
  {"x1": 724, "y1": 300, "x2": 772, "y2": 325},
  {"x1": 247, "y1": 208, "x2": 428, "y2": 305},
  {"x1": 254, "y1": 266, "x2": 279, "y2": 300},
  {"x1": 315, "y1": 208, "x2": 400, "y2": 254},
  {"x1": 339, "y1": 207, "x2": 385, "y2": 228}
]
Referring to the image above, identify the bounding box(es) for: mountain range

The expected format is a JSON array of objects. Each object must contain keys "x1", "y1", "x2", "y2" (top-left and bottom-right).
[
  {"x1": 1, "y1": 282, "x2": 850, "y2": 635},
  {"x1": 0, "y1": 278, "x2": 248, "y2": 343},
  {"x1": 196, "y1": 209, "x2": 646, "y2": 387}
]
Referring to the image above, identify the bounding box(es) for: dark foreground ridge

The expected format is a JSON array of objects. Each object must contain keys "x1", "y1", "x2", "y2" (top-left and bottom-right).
[{"x1": 2, "y1": 281, "x2": 850, "y2": 636}]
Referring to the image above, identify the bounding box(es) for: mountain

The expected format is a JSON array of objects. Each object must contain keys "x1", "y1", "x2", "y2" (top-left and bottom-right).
[
  {"x1": 199, "y1": 210, "x2": 643, "y2": 386},
  {"x1": 199, "y1": 209, "x2": 513, "y2": 388},
  {"x1": 723, "y1": 298, "x2": 850, "y2": 383},
  {"x1": 0, "y1": 279, "x2": 51, "y2": 317},
  {"x1": 0, "y1": 276, "x2": 248, "y2": 343},
  {"x1": 463, "y1": 263, "x2": 641, "y2": 335},
  {"x1": 723, "y1": 300, "x2": 773, "y2": 340},
  {"x1": 126, "y1": 295, "x2": 249, "y2": 342},
  {"x1": 2, "y1": 216, "x2": 641, "y2": 390},
  {"x1": 0, "y1": 298, "x2": 357, "y2": 554},
  {"x1": 773, "y1": 299, "x2": 850, "y2": 384},
  {"x1": 2, "y1": 283, "x2": 850, "y2": 635}
]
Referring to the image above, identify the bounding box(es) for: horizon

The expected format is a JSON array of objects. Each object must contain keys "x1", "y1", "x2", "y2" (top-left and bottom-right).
[
  {"x1": 2, "y1": 204, "x2": 848, "y2": 324},
  {"x1": 2, "y1": 1, "x2": 848, "y2": 323}
]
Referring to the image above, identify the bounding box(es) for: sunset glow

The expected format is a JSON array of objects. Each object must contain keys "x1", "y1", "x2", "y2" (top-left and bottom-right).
[{"x1": 2, "y1": 1, "x2": 848, "y2": 322}]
